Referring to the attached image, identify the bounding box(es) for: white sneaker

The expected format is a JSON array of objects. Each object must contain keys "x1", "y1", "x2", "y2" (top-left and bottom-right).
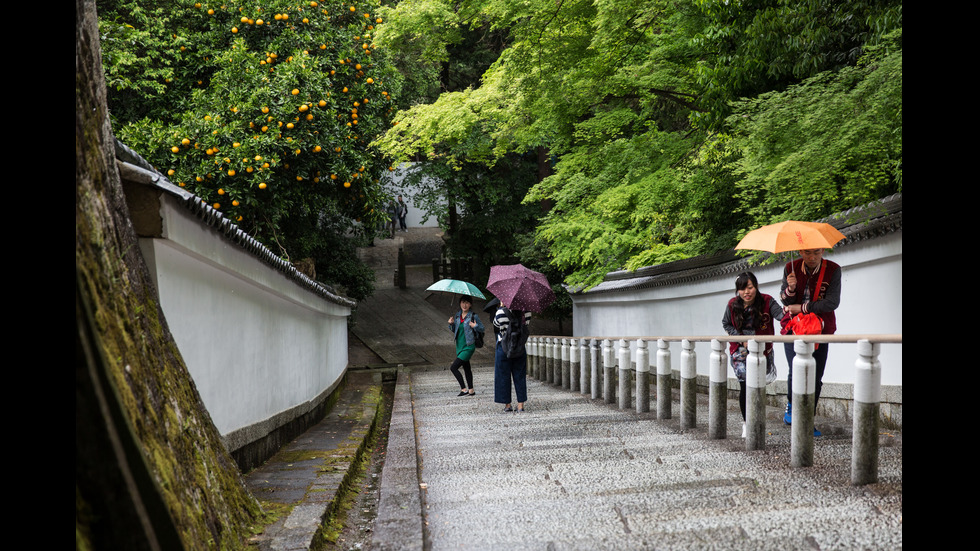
[{"x1": 741, "y1": 423, "x2": 747, "y2": 438}]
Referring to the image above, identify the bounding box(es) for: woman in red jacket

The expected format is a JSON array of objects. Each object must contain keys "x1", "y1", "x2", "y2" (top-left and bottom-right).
[{"x1": 722, "y1": 272, "x2": 783, "y2": 437}]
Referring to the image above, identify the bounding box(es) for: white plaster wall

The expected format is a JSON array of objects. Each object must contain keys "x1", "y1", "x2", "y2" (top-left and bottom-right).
[
  {"x1": 139, "y1": 199, "x2": 350, "y2": 436},
  {"x1": 572, "y1": 231, "x2": 902, "y2": 387}
]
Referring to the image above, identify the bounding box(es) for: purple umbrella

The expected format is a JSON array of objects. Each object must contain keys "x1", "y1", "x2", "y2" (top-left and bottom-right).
[{"x1": 486, "y1": 264, "x2": 556, "y2": 313}]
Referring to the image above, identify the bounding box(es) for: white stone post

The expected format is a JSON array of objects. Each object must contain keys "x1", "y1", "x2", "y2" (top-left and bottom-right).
[
  {"x1": 790, "y1": 340, "x2": 816, "y2": 466},
  {"x1": 569, "y1": 338, "x2": 580, "y2": 393},
  {"x1": 635, "y1": 339, "x2": 650, "y2": 413},
  {"x1": 618, "y1": 339, "x2": 631, "y2": 410},
  {"x1": 708, "y1": 339, "x2": 727, "y2": 439},
  {"x1": 552, "y1": 338, "x2": 561, "y2": 387},
  {"x1": 561, "y1": 338, "x2": 571, "y2": 390},
  {"x1": 656, "y1": 339, "x2": 671, "y2": 419},
  {"x1": 527, "y1": 337, "x2": 536, "y2": 379},
  {"x1": 590, "y1": 340, "x2": 601, "y2": 400},
  {"x1": 603, "y1": 339, "x2": 616, "y2": 404},
  {"x1": 745, "y1": 339, "x2": 766, "y2": 450},
  {"x1": 852, "y1": 340, "x2": 882, "y2": 485},
  {"x1": 545, "y1": 337, "x2": 554, "y2": 384},
  {"x1": 680, "y1": 339, "x2": 697, "y2": 429},
  {"x1": 579, "y1": 339, "x2": 590, "y2": 396}
]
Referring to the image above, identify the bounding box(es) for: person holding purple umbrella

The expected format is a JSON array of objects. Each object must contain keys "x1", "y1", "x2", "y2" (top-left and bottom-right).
[{"x1": 493, "y1": 302, "x2": 532, "y2": 412}]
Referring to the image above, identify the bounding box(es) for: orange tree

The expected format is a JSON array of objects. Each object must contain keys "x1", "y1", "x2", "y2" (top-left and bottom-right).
[{"x1": 99, "y1": 0, "x2": 401, "y2": 300}]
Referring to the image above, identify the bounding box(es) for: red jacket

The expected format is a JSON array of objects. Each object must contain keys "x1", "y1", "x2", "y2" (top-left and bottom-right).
[{"x1": 780, "y1": 258, "x2": 841, "y2": 335}]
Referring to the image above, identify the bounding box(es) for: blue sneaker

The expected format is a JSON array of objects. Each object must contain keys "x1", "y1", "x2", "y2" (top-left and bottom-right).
[{"x1": 783, "y1": 402, "x2": 792, "y2": 425}]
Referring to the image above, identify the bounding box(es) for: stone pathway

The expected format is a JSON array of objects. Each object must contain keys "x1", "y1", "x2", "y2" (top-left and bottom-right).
[{"x1": 373, "y1": 367, "x2": 903, "y2": 550}]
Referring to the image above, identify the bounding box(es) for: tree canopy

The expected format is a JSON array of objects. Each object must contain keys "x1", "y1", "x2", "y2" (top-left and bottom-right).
[
  {"x1": 372, "y1": 0, "x2": 902, "y2": 289},
  {"x1": 99, "y1": 0, "x2": 402, "y2": 300}
]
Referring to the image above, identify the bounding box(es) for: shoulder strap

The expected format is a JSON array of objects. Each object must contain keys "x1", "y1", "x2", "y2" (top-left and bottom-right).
[{"x1": 813, "y1": 260, "x2": 827, "y2": 300}]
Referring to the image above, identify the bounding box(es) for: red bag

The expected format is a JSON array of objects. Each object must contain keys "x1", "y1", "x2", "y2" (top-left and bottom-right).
[
  {"x1": 781, "y1": 312, "x2": 824, "y2": 348},
  {"x1": 780, "y1": 258, "x2": 827, "y2": 347}
]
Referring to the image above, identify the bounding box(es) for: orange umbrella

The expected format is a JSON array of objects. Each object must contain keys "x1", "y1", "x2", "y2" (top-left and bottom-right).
[{"x1": 735, "y1": 221, "x2": 845, "y2": 253}]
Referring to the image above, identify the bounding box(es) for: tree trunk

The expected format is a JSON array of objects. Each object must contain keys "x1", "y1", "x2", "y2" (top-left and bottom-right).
[{"x1": 76, "y1": 1, "x2": 260, "y2": 549}]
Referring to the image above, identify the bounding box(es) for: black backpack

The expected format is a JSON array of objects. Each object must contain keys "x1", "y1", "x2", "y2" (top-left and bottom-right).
[{"x1": 500, "y1": 307, "x2": 529, "y2": 359}]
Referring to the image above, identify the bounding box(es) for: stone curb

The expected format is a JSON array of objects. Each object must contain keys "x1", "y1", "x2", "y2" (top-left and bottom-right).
[{"x1": 246, "y1": 373, "x2": 383, "y2": 550}]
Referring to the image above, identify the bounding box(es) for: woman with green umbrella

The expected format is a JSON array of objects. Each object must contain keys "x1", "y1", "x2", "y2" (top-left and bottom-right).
[{"x1": 447, "y1": 295, "x2": 485, "y2": 396}]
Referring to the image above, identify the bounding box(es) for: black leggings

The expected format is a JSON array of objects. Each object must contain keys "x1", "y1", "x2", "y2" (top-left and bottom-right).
[{"x1": 450, "y1": 357, "x2": 473, "y2": 389}]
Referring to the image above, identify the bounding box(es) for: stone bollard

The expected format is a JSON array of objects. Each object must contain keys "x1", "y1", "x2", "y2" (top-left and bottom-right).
[
  {"x1": 561, "y1": 338, "x2": 571, "y2": 390},
  {"x1": 590, "y1": 339, "x2": 601, "y2": 400},
  {"x1": 570, "y1": 339, "x2": 580, "y2": 392},
  {"x1": 579, "y1": 339, "x2": 590, "y2": 396},
  {"x1": 535, "y1": 337, "x2": 544, "y2": 381},
  {"x1": 527, "y1": 337, "x2": 537, "y2": 380},
  {"x1": 680, "y1": 339, "x2": 697, "y2": 429},
  {"x1": 546, "y1": 338, "x2": 555, "y2": 384},
  {"x1": 708, "y1": 339, "x2": 727, "y2": 439},
  {"x1": 745, "y1": 339, "x2": 766, "y2": 451},
  {"x1": 635, "y1": 339, "x2": 650, "y2": 413},
  {"x1": 656, "y1": 339, "x2": 671, "y2": 419},
  {"x1": 852, "y1": 340, "x2": 881, "y2": 485},
  {"x1": 552, "y1": 338, "x2": 562, "y2": 387},
  {"x1": 603, "y1": 339, "x2": 616, "y2": 404},
  {"x1": 618, "y1": 339, "x2": 632, "y2": 410},
  {"x1": 790, "y1": 340, "x2": 816, "y2": 466}
]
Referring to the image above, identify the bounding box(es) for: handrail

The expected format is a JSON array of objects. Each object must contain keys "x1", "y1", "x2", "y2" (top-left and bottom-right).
[
  {"x1": 524, "y1": 334, "x2": 900, "y2": 486},
  {"x1": 560, "y1": 334, "x2": 902, "y2": 344}
]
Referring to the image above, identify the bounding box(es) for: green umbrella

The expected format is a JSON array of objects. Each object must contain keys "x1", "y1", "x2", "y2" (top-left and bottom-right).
[{"x1": 426, "y1": 278, "x2": 486, "y2": 299}]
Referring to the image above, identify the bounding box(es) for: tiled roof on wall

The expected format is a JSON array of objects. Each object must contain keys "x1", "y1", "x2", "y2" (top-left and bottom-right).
[
  {"x1": 114, "y1": 139, "x2": 356, "y2": 309},
  {"x1": 573, "y1": 193, "x2": 903, "y2": 296}
]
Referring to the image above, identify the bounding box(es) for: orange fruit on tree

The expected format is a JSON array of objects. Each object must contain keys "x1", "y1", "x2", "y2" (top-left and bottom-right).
[{"x1": 259, "y1": 182, "x2": 267, "y2": 189}]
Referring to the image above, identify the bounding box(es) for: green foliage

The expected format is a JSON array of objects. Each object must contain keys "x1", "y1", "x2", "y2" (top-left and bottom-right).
[
  {"x1": 100, "y1": 0, "x2": 404, "y2": 298},
  {"x1": 395, "y1": 154, "x2": 543, "y2": 266},
  {"x1": 692, "y1": 0, "x2": 903, "y2": 130},
  {"x1": 728, "y1": 31, "x2": 903, "y2": 229},
  {"x1": 372, "y1": 0, "x2": 902, "y2": 290}
]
